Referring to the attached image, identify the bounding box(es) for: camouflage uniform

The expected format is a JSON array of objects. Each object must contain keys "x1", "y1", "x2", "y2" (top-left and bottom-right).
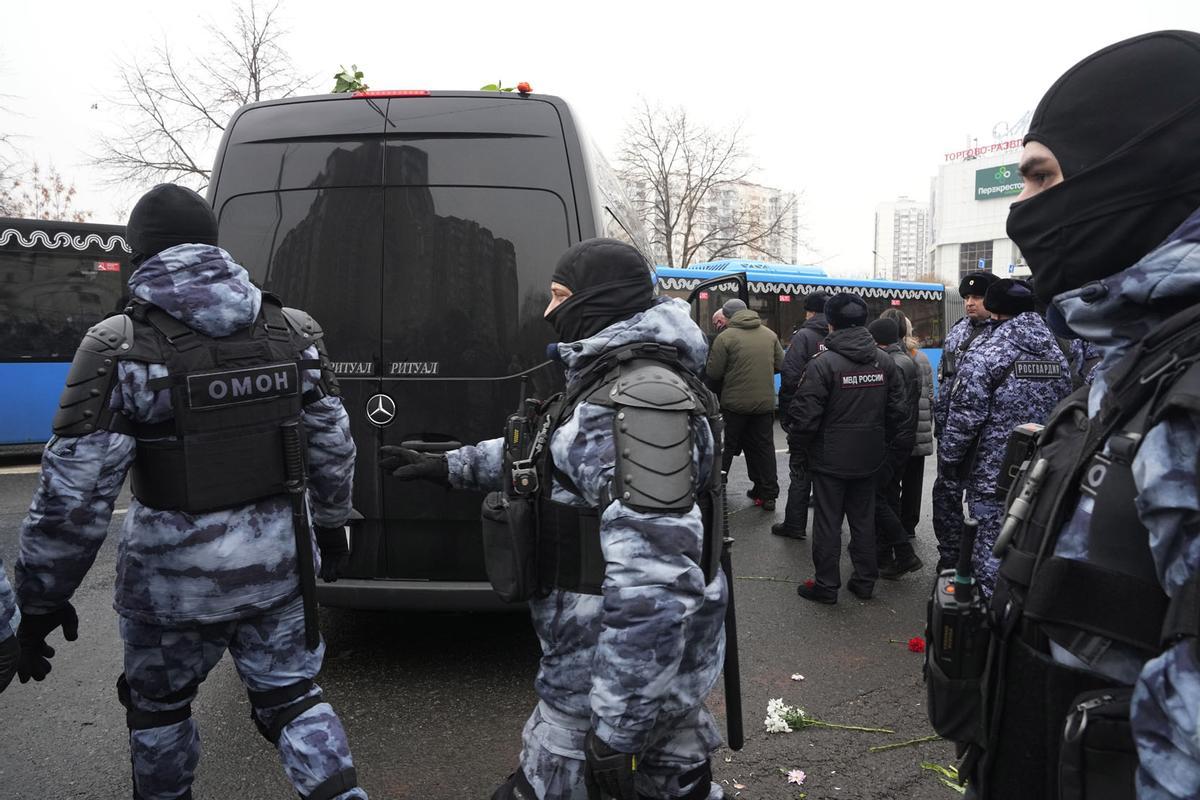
[
  {"x1": 938, "y1": 311, "x2": 1071, "y2": 596},
  {"x1": 1041, "y1": 213, "x2": 1200, "y2": 799},
  {"x1": 1068, "y1": 337, "x2": 1102, "y2": 386},
  {"x1": 931, "y1": 317, "x2": 994, "y2": 567},
  {"x1": 14, "y1": 244, "x2": 364, "y2": 800},
  {"x1": 447, "y1": 297, "x2": 727, "y2": 800},
  {"x1": 0, "y1": 556, "x2": 17, "y2": 641}
]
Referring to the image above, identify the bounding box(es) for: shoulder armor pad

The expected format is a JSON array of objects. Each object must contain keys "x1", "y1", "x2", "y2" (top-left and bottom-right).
[
  {"x1": 610, "y1": 360, "x2": 698, "y2": 513},
  {"x1": 607, "y1": 360, "x2": 698, "y2": 411},
  {"x1": 282, "y1": 307, "x2": 324, "y2": 343},
  {"x1": 52, "y1": 315, "x2": 132, "y2": 437}
]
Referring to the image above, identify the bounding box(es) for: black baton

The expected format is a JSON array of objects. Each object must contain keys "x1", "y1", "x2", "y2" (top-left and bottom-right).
[
  {"x1": 720, "y1": 475, "x2": 744, "y2": 751},
  {"x1": 281, "y1": 421, "x2": 321, "y2": 651}
]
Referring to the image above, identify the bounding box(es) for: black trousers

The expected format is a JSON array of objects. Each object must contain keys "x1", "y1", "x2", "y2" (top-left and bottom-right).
[
  {"x1": 811, "y1": 472, "x2": 877, "y2": 593},
  {"x1": 875, "y1": 452, "x2": 915, "y2": 563},
  {"x1": 722, "y1": 411, "x2": 779, "y2": 500},
  {"x1": 899, "y1": 455, "x2": 926, "y2": 538},
  {"x1": 780, "y1": 450, "x2": 812, "y2": 533}
]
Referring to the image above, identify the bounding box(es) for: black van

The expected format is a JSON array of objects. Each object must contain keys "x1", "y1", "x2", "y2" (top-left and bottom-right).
[{"x1": 208, "y1": 90, "x2": 641, "y2": 610}]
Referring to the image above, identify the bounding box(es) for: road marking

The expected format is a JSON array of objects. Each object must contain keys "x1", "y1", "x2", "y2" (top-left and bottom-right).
[{"x1": 0, "y1": 465, "x2": 41, "y2": 475}]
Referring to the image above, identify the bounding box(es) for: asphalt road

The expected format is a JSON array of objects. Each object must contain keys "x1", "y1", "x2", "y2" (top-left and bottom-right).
[{"x1": 0, "y1": 434, "x2": 957, "y2": 799}]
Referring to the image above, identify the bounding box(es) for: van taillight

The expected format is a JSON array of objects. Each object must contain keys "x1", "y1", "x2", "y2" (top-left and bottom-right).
[{"x1": 352, "y1": 90, "x2": 431, "y2": 98}]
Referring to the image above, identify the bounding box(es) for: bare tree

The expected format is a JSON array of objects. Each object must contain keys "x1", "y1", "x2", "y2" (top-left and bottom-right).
[
  {"x1": 94, "y1": 0, "x2": 308, "y2": 190},
  {"x1": 618, "y1": 100, "x2": 802, "y2": 267},
  {"x1": 0, "y1": 163, "x2": 92, "y2": 222}
]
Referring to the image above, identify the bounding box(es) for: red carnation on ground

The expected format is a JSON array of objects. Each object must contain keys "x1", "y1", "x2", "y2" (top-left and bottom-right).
[
  {"x1": 517, "y1": 81, "x2": 532, "y2": 94},
  {"x1": 908, "y1": 637, "x2": 926, "y2": 653},
  {"x1": 804, "y1": 579, "x2": 815, "y2": 589}
]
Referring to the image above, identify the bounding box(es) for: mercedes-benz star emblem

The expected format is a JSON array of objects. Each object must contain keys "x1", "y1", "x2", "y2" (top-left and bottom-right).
[{"x1": 366, "y1": 394, "x2": 396, "y2": 427}]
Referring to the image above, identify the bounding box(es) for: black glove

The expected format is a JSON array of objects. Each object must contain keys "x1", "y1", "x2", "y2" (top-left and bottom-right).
[
  {"x1": 0, "y1": 634, "x2": 18, "y2": 694},
  {"x1": 379, "y1": 446, "x2": 450, "y2": 487},
  {"x1": 16, "y1": 602, "x2": 78, "y2": 683},
  {"x1": 316, "y1": 525, "x2": 349, "y2": 583},
  {"x1": 584, "y1": 730, "x2": 639, "y2": 800}
]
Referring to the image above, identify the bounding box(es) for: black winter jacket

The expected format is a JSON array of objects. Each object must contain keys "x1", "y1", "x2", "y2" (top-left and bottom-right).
[
  {"x1": 882, "y1": 343, "x2": 919, "y2": 458},
  {"x1": 785, "y1": 326, "x2": 910, "y2": 478},
  {"x1": 779, "y1": 314, "x2": 828, "y2": 413}
]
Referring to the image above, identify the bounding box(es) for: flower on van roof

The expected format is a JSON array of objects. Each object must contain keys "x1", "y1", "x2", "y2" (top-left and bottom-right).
[{"x1": 517, "y1": 82, "x2": 532, "y2": 94}]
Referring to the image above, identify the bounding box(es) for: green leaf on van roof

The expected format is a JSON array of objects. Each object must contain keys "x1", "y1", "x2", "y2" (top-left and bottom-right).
[
  {"x1": 333, "y1": 64, "x2": 369, "y2": 94},
  {"x1": 480, "y1": 83, "x2": 500, "y2": 91}
]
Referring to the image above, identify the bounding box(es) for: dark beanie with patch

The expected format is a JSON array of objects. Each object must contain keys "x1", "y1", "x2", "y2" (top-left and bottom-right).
[
  {"x1": 824, "y1": 292, "x2": 868, "y2": 329},
  {"x1": 805, "y1": 290, "x2": 831, "y2": 312},
  {"x1": 958, "y1": 270, "x2": 998, "y2": 299},
  {"x1": 125, "y1": 184, "x2": 218, "y2": 265},
  {"x1": 984, "y1": 278, "x2": 1036, "y2": 316},
  {"x1": 545, "y1": 238, "x2": 654, "y2": 342},
  {"x1": 868, "y1": 318, "x2": 900, "y2": 346}
]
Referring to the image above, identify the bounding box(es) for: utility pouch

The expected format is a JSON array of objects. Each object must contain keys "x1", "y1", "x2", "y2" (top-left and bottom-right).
[
  {"x1": 925, "y1": 569, "x2": 990, "y2": 745},
  {"x1": 481, "y1": 491, "x2": 541, "y2": 603},
  {"x1": 1059, "y1": 688, "x2": 1137, "y2": 800},
  {"x1": 997, "y1": 423, "x2": 1045, "y2": 500},
  {"x1": 924, "y1": 654, "x2": 986, "y2": 746}
]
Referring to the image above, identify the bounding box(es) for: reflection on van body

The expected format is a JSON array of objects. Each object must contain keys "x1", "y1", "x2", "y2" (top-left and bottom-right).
[{"x1": 210, "y1": 92, "x2": 630, "y2": 607}]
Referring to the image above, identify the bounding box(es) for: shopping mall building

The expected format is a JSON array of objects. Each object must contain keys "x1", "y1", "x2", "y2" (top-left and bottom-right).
[{"x1": 928, "y1": 139, "x2": 1031, "y2": 290}]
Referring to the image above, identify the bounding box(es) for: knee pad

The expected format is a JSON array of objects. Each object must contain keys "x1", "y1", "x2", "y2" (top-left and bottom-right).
[
  {"x1": 247, "y1": 678, "x2": 323, "y2": 745},
  {"x1": 303, "y1": 767, "x2": 359, "y2": 800},
  {"x1": 116, "y1": 673, "x2": 195, "y2": 731}
]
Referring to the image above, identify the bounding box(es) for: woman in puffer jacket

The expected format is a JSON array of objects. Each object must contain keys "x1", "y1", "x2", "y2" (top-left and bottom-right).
[{"x1": 881, "y1": 309, "x2": 933, "y2": 539}]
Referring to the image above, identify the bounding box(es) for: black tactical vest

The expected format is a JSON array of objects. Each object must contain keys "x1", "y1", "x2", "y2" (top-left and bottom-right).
[
  {"x1": 972, "y1": 302, "x2": 1200, "y2": 800},
  {"x1": 116, "y1": 296, "x2": 324, "y2": 514},
  {"x1": 488, "y1": 343, "x2": 724, "y2": 600}
]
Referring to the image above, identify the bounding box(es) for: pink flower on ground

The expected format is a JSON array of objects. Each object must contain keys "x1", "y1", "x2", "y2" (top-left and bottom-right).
[{"x1": 787, "y1": 769, "x2": 807, "y2": 785}]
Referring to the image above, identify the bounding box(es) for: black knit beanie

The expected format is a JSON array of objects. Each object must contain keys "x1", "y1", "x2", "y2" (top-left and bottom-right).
[{"x1": 125, "y1": 184, "x2": 218, "y2": 264}]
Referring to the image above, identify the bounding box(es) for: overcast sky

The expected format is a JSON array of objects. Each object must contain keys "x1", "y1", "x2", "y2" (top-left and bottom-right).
[{"x1": 4, "y1": 0, "x2": 1198, "y2": 276}]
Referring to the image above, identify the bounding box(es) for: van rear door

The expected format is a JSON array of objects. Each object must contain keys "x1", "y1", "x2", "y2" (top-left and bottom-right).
[
  {"x1": 211, "y1": 100, "x2": 387, "y2": 554},
  {"x1": 376, "y1": 97, "x2": 573, "y2": 579}
]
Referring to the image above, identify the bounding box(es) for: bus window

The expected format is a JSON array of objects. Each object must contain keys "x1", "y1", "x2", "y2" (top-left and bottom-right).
[{"x1": 0, "y1": 250, "x2": 126, "y2": 360}]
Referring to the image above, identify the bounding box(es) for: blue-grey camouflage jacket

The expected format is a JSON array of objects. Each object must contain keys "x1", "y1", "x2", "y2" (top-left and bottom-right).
[
  {"x1": 446, "y1": 297, "x2": 727, "y2": 755},
  {"x1": 1045, "y1": 209, "x2": 1200, "y2": 800},
  {"x1": 933, "y1": 316, "x2": 993, "y2": 436},
  {"x1": 0, "y1": 557, "x2": 17, "y2": 641},
  {"x1": 938, "y1": 312, "x2": 1071, "y2": 496},
  {"x1": 15, "y1": 244, "x2": 356, "y2": 626}
]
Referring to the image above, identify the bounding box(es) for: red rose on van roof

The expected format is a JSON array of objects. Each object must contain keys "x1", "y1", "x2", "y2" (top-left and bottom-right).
[{"x1": 517, "y1": 82, "x2": 532, "y2": 94}]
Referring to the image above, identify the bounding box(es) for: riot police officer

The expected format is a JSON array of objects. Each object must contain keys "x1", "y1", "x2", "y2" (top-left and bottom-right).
[
  {"x1": 931, "y1": 271, "x2": 997, "y2": 571},
  {"x1": 13, "y1": 185, "x2": 366, "y2": 800},
  {"x1": 773, "y1": 291, "x2": 831, "y2": 539},
  {"x1": 936, "y1": 279, "x2": 1070, "y2": 597},
  {"x1": 0, "y1": 558, "x2": 17, "y2": 694},
  {"x1": 959, "y1": 31, "x2": 1200, "y2": 799},
  {"x1": 788, "y1": 294, "x2": 910, "y2": 603},
  {"x1": 382, "y1": 238, "x2": 727, "y2": 800}
]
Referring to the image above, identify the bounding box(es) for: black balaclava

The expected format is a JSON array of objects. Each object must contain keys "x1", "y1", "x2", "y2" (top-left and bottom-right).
[
  {"x1": 545, "y1": 238, "x2": 654, "y2": 342},
  {"x1": 126, "y1": 184, "x2": 218, "y2": 266},
  {"x1": 1007, "y1": 30, "x2": 1200, "y2": 303}
]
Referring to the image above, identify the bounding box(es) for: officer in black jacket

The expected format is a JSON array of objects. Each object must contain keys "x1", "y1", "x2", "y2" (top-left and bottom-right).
[
  {"x1": 868, "y1": 318, "x2": 924, "y2": 579},
  {"x1": 788, "y1": 294, "x2": 910, "y2": 603},
  {"x1": 773, "y1": 290, "x2": 831, "y2": 539}
]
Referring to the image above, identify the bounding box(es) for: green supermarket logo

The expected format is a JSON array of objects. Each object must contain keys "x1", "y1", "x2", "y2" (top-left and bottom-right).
[{"x1": 975, "y1": 163, "x2": 1022, "y2": 200}]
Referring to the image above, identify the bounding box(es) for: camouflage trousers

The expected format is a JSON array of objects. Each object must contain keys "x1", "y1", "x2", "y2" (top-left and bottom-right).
[
  {"x1": 964, "y1": 490, "x2": 1005, "y2": 598},
  {"x1": 931, "y1": 465, "x2": 967, "y2": 567},
  {"x1": 119, "y1": 598, "x2": 365, "y2": 800},
  {"x1": 511, "y1": 701, "x2": 723, "y2": 799}
]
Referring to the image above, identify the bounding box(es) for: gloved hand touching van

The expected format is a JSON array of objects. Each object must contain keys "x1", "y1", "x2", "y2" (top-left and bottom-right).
[{"x1": 379, "y1": 446, "x2": 450, "y2": 487}]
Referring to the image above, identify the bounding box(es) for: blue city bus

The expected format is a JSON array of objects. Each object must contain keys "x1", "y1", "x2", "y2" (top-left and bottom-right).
[
  {"x1": 654, "y1": 262, "x2": 947, "y2": 386},
  {"x1": 0, "y1": 218, "x2": 131, "y2": 446}
]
